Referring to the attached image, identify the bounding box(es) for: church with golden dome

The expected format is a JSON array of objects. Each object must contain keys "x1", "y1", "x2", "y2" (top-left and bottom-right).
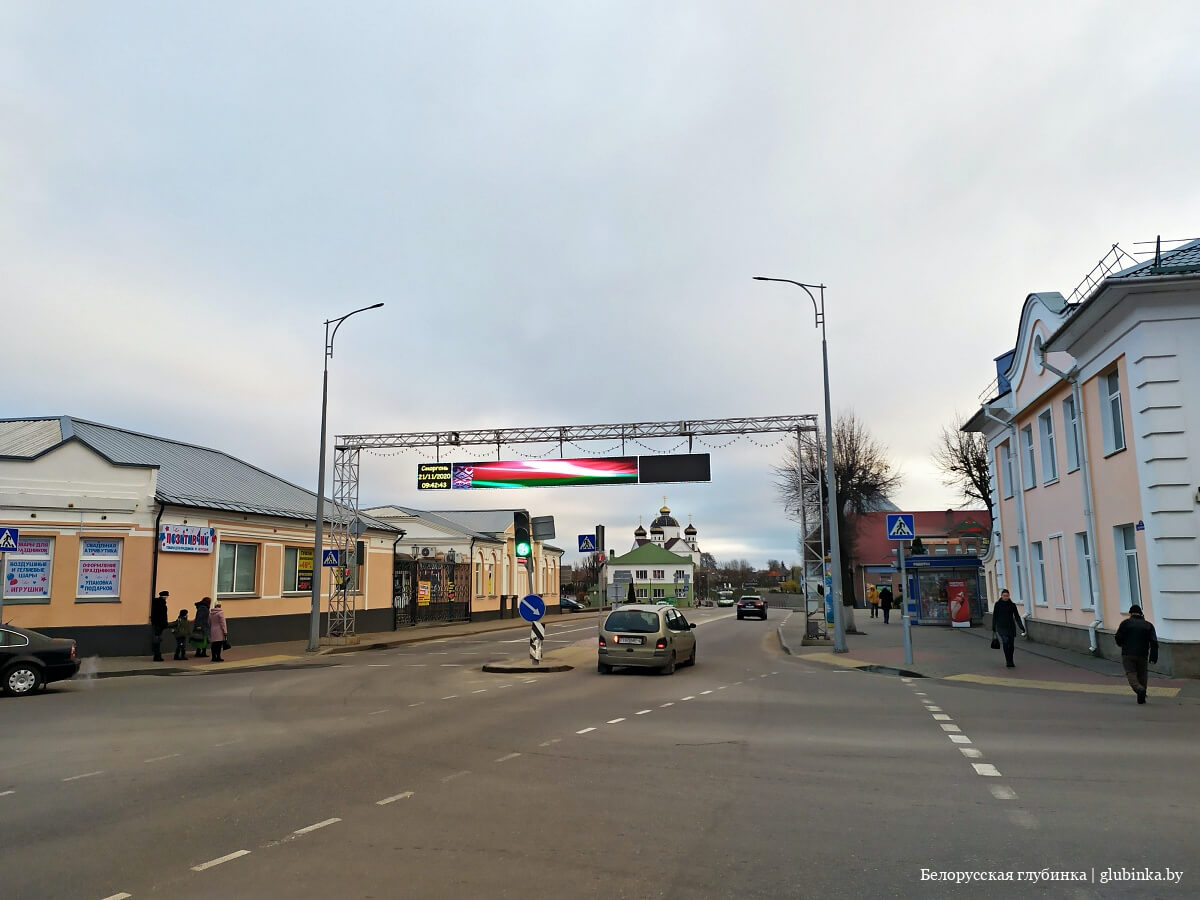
[{"x1": 631, "y1": 501, "x2": 702, "y2": 568}]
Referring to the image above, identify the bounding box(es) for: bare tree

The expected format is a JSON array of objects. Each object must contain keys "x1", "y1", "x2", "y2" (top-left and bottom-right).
[
  {"x1": 774, "y1": 411, "x2": 902, "y2": 631},
  {"x1": 933, "y1": 415, "x2": 992, "y2": 518}
]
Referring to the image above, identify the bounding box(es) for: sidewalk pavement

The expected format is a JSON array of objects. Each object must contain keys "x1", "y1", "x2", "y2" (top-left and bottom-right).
[
  {"x1": 82, "y1": 611, "x2": 601, "y2": 679},
  {"x1": 776, "y1": 610, "x2": 1200, "y2": 701}
]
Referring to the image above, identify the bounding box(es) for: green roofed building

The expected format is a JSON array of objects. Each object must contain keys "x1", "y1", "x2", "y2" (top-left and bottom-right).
[{"x1": 605, "y1": 541, "x2": 694, "y2": 606}]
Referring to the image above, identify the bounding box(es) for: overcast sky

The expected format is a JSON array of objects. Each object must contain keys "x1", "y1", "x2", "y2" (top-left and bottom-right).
[{"x1": 4, "y1": 2, "x2": 1198, "y2": 568}]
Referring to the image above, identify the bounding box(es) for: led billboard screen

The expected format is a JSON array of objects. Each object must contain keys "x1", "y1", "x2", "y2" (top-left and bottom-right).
[{"x1": 417, "y1": 453, "x2": 710, "y2": 490}]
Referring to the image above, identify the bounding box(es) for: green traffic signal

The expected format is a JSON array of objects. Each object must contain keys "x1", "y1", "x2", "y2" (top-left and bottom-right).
[{"x1": 513, "y1": 510, "x2": 532, "y2": 558}]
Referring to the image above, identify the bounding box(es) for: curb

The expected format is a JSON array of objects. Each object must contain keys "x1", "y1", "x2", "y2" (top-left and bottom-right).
[
  {"x1": 481, "y1": 661, "x2": 574, "y2": 673},
  {"x1": 776, "y1": 625, "x2": 793, "y2": 656}
]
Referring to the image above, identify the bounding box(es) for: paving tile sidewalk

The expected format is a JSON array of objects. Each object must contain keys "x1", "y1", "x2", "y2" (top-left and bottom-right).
[
  {"x1": 84, "y1": 611, "x2": 601, "y2": 679},
  {"x1": 776, "y1": 610, "x2": 1198, "y2": 700}
]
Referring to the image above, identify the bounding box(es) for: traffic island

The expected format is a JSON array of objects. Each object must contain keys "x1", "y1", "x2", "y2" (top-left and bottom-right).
[
  {"x1": 481, "y1": 643, "x2": 594, "y2": 674},
  {"x1": 481, "y1": 660, "x2": 574, "y2": 673}
]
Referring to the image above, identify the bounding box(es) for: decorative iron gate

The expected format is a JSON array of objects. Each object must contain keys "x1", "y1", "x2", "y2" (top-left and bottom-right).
[{"x1": 393, "y1": 555, "x2": 471, "y2": 627}]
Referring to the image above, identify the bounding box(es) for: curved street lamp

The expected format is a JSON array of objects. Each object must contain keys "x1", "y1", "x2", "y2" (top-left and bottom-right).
[
  {"x1": 308, "y1": 302, "x2": 384, "y2": 652},
  {"x1": 753, "y1": 277, "x2": 846, "y2": 653}
]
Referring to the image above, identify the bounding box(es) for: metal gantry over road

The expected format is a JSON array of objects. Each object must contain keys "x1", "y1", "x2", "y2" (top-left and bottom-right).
[{"x1": 320, "y1": 415, "x2": 825, "y2": 644}]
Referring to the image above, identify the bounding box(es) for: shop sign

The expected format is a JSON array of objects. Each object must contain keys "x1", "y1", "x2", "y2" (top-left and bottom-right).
[{"x1": 160, "y1": 524, "x2": 215, "y2": 553}]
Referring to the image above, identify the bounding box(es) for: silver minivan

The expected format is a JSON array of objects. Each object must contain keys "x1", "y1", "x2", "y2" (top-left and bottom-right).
[{"x1": 597, "y1": 604, "x2": 697, "y2": 675}]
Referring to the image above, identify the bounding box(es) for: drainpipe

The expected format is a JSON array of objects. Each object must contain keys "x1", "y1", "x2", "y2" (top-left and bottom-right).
[
  {"x1": 983, "y1": 408, "x2": 1035, "y2": 621},
  {"x1": 151, "y1": 501, "x2": 166, "y2": 600},
  {"x1": 391, "y1": 529, "x2": 407, "y2": 632},
  {"x1": 468, "y1": 537, "x2": 475, "y2": 622},
  {"x1": 1039, "y1": 351, "x2": 1105, "y2": 652}
]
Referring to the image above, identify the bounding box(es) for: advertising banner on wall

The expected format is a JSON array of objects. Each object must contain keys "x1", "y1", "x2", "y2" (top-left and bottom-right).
[
  {"x1": 4, "y1": 536, "x2": 52, "y2": 599},
  {"x1": 417, "y1": 454, "x2": 712, "y2": 490},
  {"x1": 160, "y1": 524, "x2": 215, "y2": 553},
  {"x1": 78, "y1": 539, "x2": 121, "y2": 598},
  {"x1": 948, "y1": 579, "x2": 970, "y2": 628},
  {"x1": 297, "y1": 548, "x2": 314, "y2": 592}
]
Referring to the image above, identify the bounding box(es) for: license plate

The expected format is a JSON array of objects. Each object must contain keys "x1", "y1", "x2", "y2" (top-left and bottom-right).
[{"x1": 615, "y1": 635, "x2": 645, "y2": 645}]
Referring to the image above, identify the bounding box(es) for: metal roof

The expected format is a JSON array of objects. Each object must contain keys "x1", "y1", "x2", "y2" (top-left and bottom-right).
[
  {"x1": 1111, "y1": 238, "x2": 1200, "y2": 279},
  {"x1": 0, "y1": 416, "x2": 395, "y2": 529}
]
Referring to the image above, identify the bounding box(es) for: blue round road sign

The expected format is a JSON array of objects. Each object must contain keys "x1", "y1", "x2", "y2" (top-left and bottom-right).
[{"x1": 519, "y1": 594, "x2": 546, "y2": 623}]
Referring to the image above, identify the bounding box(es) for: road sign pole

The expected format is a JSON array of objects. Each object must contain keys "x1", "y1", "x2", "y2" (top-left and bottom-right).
[
  {"x1": 0, "y1": 551, "x2": 6, "y2": 624},
  {"x1": 900, "y1": 540, "x2": 913, "y2": 666},
  {"x1": 530, "y1": 620, "x2": 545, "y2": 663}
]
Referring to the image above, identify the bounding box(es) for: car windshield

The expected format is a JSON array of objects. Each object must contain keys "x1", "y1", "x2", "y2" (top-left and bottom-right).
[{"x1": 604, "y1": 610, "x2": 660, "y2": 633}]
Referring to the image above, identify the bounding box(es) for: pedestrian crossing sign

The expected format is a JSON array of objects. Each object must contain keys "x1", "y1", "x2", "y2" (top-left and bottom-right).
[
  {"x1": 0, "y1": 527, "x2": 18, "y2": 551},
  {"x1": 322, "y1": 549, "x2": 342, "y2": 567},
  {"x1": 886, "y1": 514, "x2": 915, "y2": 541},
  {"x1": 577, "y1": 534, "x2": 597, "y2": 552}
]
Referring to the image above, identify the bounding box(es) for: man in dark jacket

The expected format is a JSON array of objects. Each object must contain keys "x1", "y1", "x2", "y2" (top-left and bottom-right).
[
  {"x1": 150, "y1": 590, "x2": 170, "y2": 661},
  {"x1": 1115, "y1": 604, "x2": 1159, "y2": 704},
  {"x1": 992, "y1": 588, "x2": 1026, "y2": 668},
  {"x1": 878, "y1": 586, "x2": 893, "y2": 624}
]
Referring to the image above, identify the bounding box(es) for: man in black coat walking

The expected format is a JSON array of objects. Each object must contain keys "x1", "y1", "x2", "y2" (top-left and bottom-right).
[
  {"x1": 150, "y1": 590, "x2": 170, "y2": 661},
  {"x1": 878, "y1": 586, "x2": 893, "y2": 624},
  {"x1": 1115, "y1": 604, "x2": 1159, "y2": 704},
  {"x1": 992, "y1": 588, "x2": 1025, "y2": 668}
]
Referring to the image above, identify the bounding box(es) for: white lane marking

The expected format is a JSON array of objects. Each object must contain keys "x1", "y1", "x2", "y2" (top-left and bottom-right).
[
  {"x1": 733, "y1": 681, "x2": 743, "y2": 685},
  {"x1": 576, "y1": 727, "x2": 596, "y2": 734},
  {"x1": 368, "y1": 709, "x2": 390, "y2": 716},
  {"x1": 948, "y1": 734, "x2": 973, "y2": 744},
  {"x1": 700, "y1": 690, "x2": 713, "y2": 695},
  {"x1": 498, "y1": 684, "x2": 512, "y2": 688},
  {"x1": 771, "y1": 671, "x2": 778, "y2": 675},
  {"x1": 681, "y1": 696, "x2": 695, "y2": 701},
  {"x1": 441, "y1": 771, "x2": 470, "y2": 783},
  {"x1": 472, "y1": 689, "x2": 488, "y2": 694},
  {"x1": 441, "y1": 695, "x2": 459, "y2": 700},
  {"x1": 717, "y1": 686, "x2": 727, "y2": 690},
  {"x1": 0, "y1": 790, "x2": 14, "y2": 797},
  {"x1": 376, "y1": 791, "x2": 414, "y2": 805},
  {"x1": 407, "y1": 664, "x2": 427, "y2": 667},
  {"x1": 99, "y1": 893, "x2": 132, "y2": 900},
  {"x1": 660, "y1": 702, "x2": 674, "y2": 708},
  {"x1": 914, "y1": 691, "x2": 928, "y2": 696},
  {"x1": 901, "y1": 677, "x2": 912, "y2": 683},
  {"x1": 924, "y1": 705, "x2": 941, "y2": 710},
  {"x1": 759, "y1": 674, "x2": 768, "y2": 678},
  {"x1": 62, "y1": 771, "x2": 103, "y2": 782},
  {"x1": 367, "y1": 664, "x2": 390, "y2": 667},
  {"x1": 538, "y1": 739, "x2": 562, "y2": 747},
  {"x1": 191, "y1": 850, "x2": 250, "y2": 871},
  {"x1": 330, "y1": 664, "x2": 346, "y2": 668},
  {"x1": 495, "y1": 752, "x2": 522, "y2": 763},
  {"x1": 940, "y1": 724, "x2": 962, "y2": 732},
  {"x1": 636, "y1": 709, "x2": 652, "y2": 715},
  {"x1": 607, "y1": 718, "x2": 625, "y2": 725},
  {"x1": 143, "y1": 753, "x2": 182, "y2": 763},
  {"x1": 295, "y1": 818, "x2": 341, "y2": 835},
  {"x1": 990, "y1": 785, "x2": 1018, "y2": 800},
  {"x1": 1009, "y1": 810, "x2": 1039, "y2": 829},
  {"x1": 932, "y1": 714, "x2": 952, "y2": 721},
  {"x1": 523, "y1": 679, "x2": 538, "y2": 684},
  {"x1": 213, "y1": 739, "x2": 242, "y2": 748},
  {"x1": 960, "y1": 748, "x2": 984, "y2": 759},
  {"x1": 440, "y1": 664, "x2": 463, "y2": 668},
  {"x1": 972, "y1": 764, "x2": 1002, "y2": 777},
  {"x1": 408, "y1": 701, "x2": 424, "y2": 707}
]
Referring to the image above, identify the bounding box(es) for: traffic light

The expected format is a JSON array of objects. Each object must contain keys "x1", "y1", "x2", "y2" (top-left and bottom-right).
[{"x1": 513, "y1": 511, "x2": 532, "y2": 558}]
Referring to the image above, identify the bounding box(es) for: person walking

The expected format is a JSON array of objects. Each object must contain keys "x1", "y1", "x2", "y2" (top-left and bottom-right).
[
  {"x1": 192, "y1": 597, "x2": 211, "y2": 658},
  {"x1": 867, "y1": 584, "x2": 879, "y2": 619},
  {"x1": 1115, "y1": 604, "x2": 1159, "y2": 704},
  {"x1": 170, "y1": 608, "x2": 191, "y2": 660},
  {"x1": 992, "y1": 588, "x2": 1026, "y2": 668},
  {"x1": 208, "y1": 600, "x2": 227, "y2": 663},
  {"x1": 150, "y1": 590, "x2": 170, "y2": 661},
  {"x1": 878, "y1": 585, "x2": 893, "y2": 624}
]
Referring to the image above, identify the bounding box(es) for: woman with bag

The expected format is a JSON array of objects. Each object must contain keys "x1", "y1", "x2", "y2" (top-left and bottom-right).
[
  {"x1": 991, "y1": 588, "x2": 1026, "y2": 668},
  {"x1": 191, "y1": 598, "x2": 211, "y2": 658},
  {"x1": 208, "y1": 599, "x2": 227, "y2": 663}
]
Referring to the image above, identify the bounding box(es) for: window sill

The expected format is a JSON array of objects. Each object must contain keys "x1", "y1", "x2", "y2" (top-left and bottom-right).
[
  {"x1": 1103, "y1": 445, "x2": 1127, "y2": 459},
  {"x1": 1065, "y1": 466, "x2": 1080, "y2": 475},
  {"x1": 1043, "y1": 477, "x2": 1060, "y2": 487},
  {"x1": 217, "y1": 594, "x2": 260, "y2": 600},
  {"x1": 3, "y1": 597, "x2": 51, "y2": 605},
  {"x1": 76, "y1": 597, "x2": 121, "y2": 603}
]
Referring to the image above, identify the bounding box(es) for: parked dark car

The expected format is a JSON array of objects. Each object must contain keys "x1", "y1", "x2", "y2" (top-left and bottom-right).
[
  {"x1": 1, "y1": 624, "x2": 80, "y2": 696},
  {"x1": 559, "y1": 596, "x2": 588, "y2": 613},
  {"x1": 736, "y1": 595, "x2": 768, "y2": 621}
]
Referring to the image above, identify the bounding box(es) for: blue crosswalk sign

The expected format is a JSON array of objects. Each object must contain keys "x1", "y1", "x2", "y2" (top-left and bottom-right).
[
  {"x1": 886, "y1": 514, "x2": 915, "y2": 541},
  {"x1": 322, "y1": 549, "x2": 342, "y2": 567},
  {"x1": 578, "y1": 534, "x2": 597, "y2": 552},
  {"x1": 0, "y1": 527, "x2": 18, "y2": 551}
]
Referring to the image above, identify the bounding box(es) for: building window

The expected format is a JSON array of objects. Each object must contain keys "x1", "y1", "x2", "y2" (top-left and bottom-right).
[
  {"x1": 1020, "y1": 425, "x2": 1036, "y2": 488},
  {"x1": 77, "y1": 538, "x2": 122, "y2": 601},
  {"x1": 4, "y1": 536, "x2": 54, "y2": 603},
  {"x1": 218, "y1": 542, "x2": 258, "y2": 595},
  {"x1": 283, "y1": 547, "x2": 315, "y2": 593},
  {"x1": 635, "y1": 587, "x2": 648, "y2": 599},
  {"x1": 1063, "y1": 396, "x2": 1080, "y2": 472},
  {"x1": 1075, "y1": 532, "x2": 1095, "y2": 610},
  {"x1": 1113, "y1": 524, "x2": 1141, "y2": 612},
  {"x1": 674, "y1": 569, "x2": 686, "y2": 579},
  {"x1": 675, "y1": 586, "x2": 687, "y2": 598},
  {"x1": 1101, "y1": 369, "x2": 1126, "y2": 454},
  {"x1": 635, "y1": 569, "x2": 648, "y2": 580},
  {"x1": 652, "y1": 588, "x2": 665, "y2": 599},
  {"x1": 652, "y1": 569, "x2": 665, "y2": 579},
  {"x1": 1031, "y1": 541, "x2": 1048, "y2": 606},
  {"x1": 1038, "y1": 409, "x2": 1058, "y2": 483},
  {"x1": 999, "y1": 442, "x2": 1014, "y2": 499},
  {"x1": 474, "y1": 563, "x2": 482, "y2": 597},
  {"x1": 1008, "y1": 546, "x2": 1024, "y2": 605}
]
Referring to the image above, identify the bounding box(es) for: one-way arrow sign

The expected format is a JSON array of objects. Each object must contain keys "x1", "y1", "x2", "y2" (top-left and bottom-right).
[{"x1": 886, "y1": 514, "x2": 915, "y2": 541}]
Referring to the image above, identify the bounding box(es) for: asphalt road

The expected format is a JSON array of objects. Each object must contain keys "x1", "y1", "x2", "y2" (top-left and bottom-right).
[{"x1": 1, "y1": 609, "x2": 1196, "y2": 899}]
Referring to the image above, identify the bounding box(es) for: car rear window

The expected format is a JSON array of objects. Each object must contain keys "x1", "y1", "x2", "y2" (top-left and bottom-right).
[{"x1": 604, "y1": 610, "x2": 660, "y2": 633}]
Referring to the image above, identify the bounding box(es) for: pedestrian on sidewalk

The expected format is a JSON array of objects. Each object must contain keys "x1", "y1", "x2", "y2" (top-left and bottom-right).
[
  {"x1": 208, "y1": 600, "x2": 227, "y2": 663},
  {"x1": 191, "y1": 597, "x2": 211, "y2": 658},
  {"x1": 150, "y1": 590, "x2": 169, "y2": 661},
  {"x1": 170, "y1": 608, "x2": 191, "y2": 660},
  {"x1": 1115, "y1": 604, "x2": 1158, "y2": 704},
  {"x1": 878, "y1": 585, "x2": 893, "y2": 624},
  {"x1": 867, "y1": 584, "x2": 879, "y2": 619},
  {"x1": 992, "y1": 588, "x2": 1026, "y2": 668}
]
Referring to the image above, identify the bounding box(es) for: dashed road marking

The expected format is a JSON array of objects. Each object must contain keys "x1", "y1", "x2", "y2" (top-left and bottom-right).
[
  {"x1": 63, "y1": 771, "x2": 103, "y2": 782},
  {"x1": 295, "y1": 818, "x2": 341, "y2": 835},
  {"x1": 972, "y1": 763, "x2": 1001, "y2": 777},
  {"x1": 407, "y1": 664, "x2": 428, "y2": 667},
  {"x1": 376, "y1": 792, "x2": 414, "y2": 805},
  {"x1": 940, "y1": 724, "x2": 961, "y2": 733},
  {"x1": 0, "y1": 790, "x2": 14, "y2": 798},
  {"x1": 440, "y1": 664, "x2": 463, "y2": 668},
  {"x1": 408, "y1": 701, "x2": 424, "y2": 707},
  {"x1": 192, "y1": 850, "x2": 250, "y2": 871},
  {"x1": 960, "y1": 748, "x2": 984, "y2": 759},
  {"x1": 636, "y1": 709, "x2": 652, "y2": 715},
  {"x1": 472, "y1": 689, "x2": 488, "y2": 694},
  {"x1": 700, "y1": 690, "x2": 713, "y2": 695},
  {"x1": 990, "y1": 785, "x2": 1017, "y2": 800},
  {"x1": 932, "y1": 714, "x2": 952, "y2": 721},
  {"x1": 498, "y1": 684, "x2": 512, "y2": 688},
  {"x1": 213, "y1": 739, "x2": 242, "y2": 748},
  {"x1": 100, "y1": 893, "x2": 133, "y2": 900},
  {"x1": 660, "y1": 702, "x2": 674, "y2": 708},
  {"x1": 681, "y1": 696, "x2": 695, "y2": 701},
  {"x1": 538, "y1": 739, "x2": 562, "y2": 747},
  {"x1": 523, "y1": 679, "x2": 538, "y2": 684},
  {"x1": 367, "y1": 664, "x2": 390, "y2": 668},
  {"x1": 948, "y1": 734, "x2": 973, "y2": 744},
  {"x1": 368, "y1": 709, "x2": 389, "y2": 716},
  {"x1": 733, "y1": 681, "x2": 742, "y2": 685},
  {"x1": 576, "y1": 727, "x2": 596, "y2": 734},
  {"x1": 495, "y1": 752, "x2": 522, "y2": 763},
  {"x1": 925, "y1": 705, "x2": 942, "y2": 711},
  {"x1": 914, "y1": 691, "x2": 927, "y2": 696},
  {"x1": 607, "y1": 718, "x2": 625, "y2": 725},
  {"x1": 717, "y1": 686, "x2": 727, "y2": 690},
  {"x1": 441, "y1": 771, "x2": 470, "y2": 783},
  {"x1": 143, "y1": 753, "x2": 182, "y2": 763},
  {"x1": 441, "y1": 695, "x2": 459, "y2": 700}
]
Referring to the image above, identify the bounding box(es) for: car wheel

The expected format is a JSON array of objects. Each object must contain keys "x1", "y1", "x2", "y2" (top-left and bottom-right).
[
  {"x1": 661, "y1": 652, "x2": 676, "y2": 675},
  {"x1": 3, "y1": 663, "x2": 43, "y2": 697},
  {"x1": 597, "y1": 662, "x2": 613, "y2": 674}
]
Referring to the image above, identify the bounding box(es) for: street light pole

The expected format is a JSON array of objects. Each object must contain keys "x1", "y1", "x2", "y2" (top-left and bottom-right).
[
  {"x1": 308, "y1": 302, "x2": 384, "y2": 652},
  {"x1": 753, "y1": 277, "x2": 847, "y2": 653}
]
